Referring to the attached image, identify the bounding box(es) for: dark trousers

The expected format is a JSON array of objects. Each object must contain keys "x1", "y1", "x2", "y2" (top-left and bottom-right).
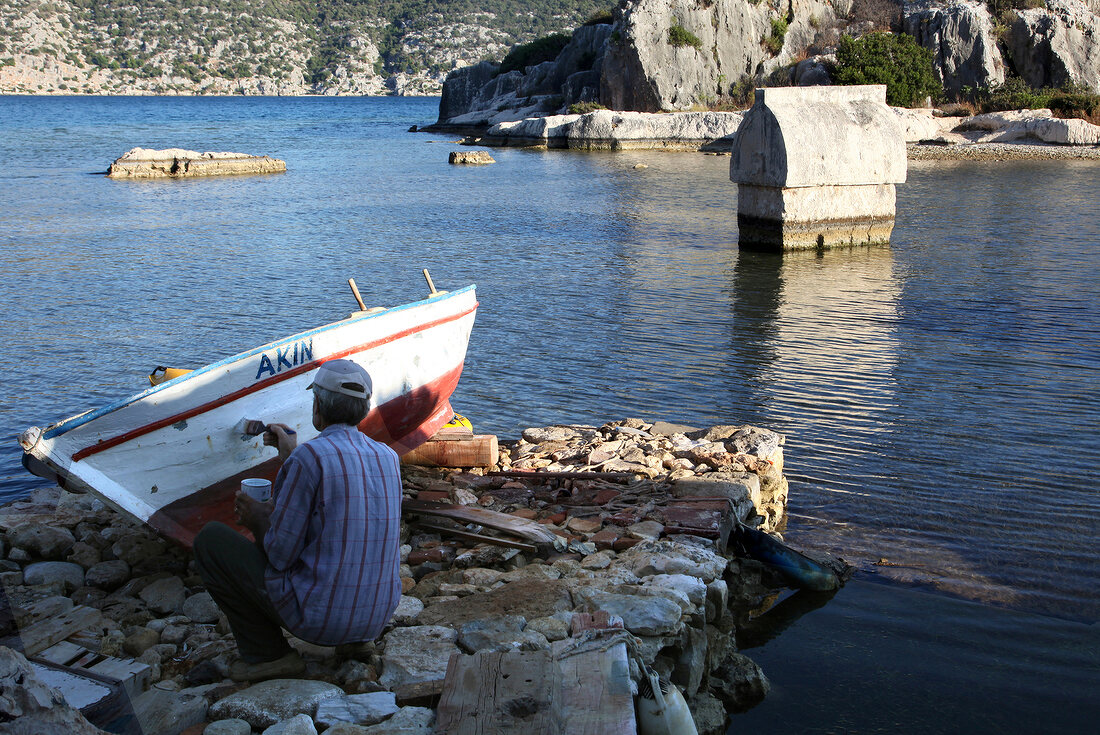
[{"x1": 192, "y1": 521, "x2": 293, "y2": 663}]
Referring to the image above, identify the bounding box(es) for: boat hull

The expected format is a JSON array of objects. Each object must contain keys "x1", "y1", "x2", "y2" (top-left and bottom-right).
[{"x1": 21, "y1": 286, "x2": 477, "y2": 547}]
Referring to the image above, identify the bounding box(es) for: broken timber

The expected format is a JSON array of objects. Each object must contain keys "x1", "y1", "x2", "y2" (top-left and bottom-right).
[
  {"x1": 0, "y1": 604, "x2": 102, "y2": 657},
  {"x1": 407, "y1": 519, "x2": 537, "y2": 554},
  {"x1": 489, "y1": 470, "x2": 638, "y2": 482},
  {"x1": 37, "y1": 640, "x2": 151, "y2": 700},
  {"x1": 402, "y1": 499, "x2": 564, "y2": 551}
]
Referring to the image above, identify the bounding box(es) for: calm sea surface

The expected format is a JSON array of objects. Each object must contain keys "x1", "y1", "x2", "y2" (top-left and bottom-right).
[{"x1": 1, "y1": 96, "x2": 1097, "y2": 731}]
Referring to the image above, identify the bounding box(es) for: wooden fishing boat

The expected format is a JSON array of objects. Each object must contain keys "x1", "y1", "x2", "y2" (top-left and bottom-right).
[{"x1": 19, "y1": 282, "x2": 478, "y2": 547}]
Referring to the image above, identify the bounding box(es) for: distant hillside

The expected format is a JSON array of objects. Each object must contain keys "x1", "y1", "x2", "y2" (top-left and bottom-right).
[{"x1": 0, "y1": 0, "x2": 607, "y2": 94}]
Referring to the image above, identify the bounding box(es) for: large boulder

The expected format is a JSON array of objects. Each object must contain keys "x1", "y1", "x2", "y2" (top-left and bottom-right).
[
  {"x1": 378, "y1": 626, "x2": 460, "y2": 690},
  {"x1": 208, "y1": 679, "x2": 344, "y2": 729},
  {"x1": 565, "y1": 109, "x2": 745, "y2": 150},
  {"x1": 438, "y1": 61, "x2": 500, "y2": 122},
  {"x1": 601, "y1": 0, "x2": 840, "y2": 112},
  {"x1": 1008, "y1": 0, "x2": 1100, "y2": 91},
  {"x1": 436, "y1": 0, "x2": 843, "y2": 122},
  {"x1": 8, "y1": 522, "x2": 75, "y2": 559},
  {"x1": 958, "y1": 108, "x2": 1100, "y2": 143},
  {"x1": 903, "y1": 0, "x2": 1006, "y2": 93}
]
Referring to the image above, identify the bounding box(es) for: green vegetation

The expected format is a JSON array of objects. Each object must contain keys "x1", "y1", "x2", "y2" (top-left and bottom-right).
[
  {"x1": 833, "y1": 32, "x2": 940, "y2": 107},
  {"x1": 667, "y1": 24, "x2": 703, "y2": 50},
  {"x1": 499, "y1": 32, "x2": 572, "y2": 74},
  {"x1": 763, "y1": 18, "x2": 787, "y2": 54},
  {"x1": 962, "y1": 79, "x2": 1100, "y2": 123},
  {"x1": 568, "y1": 100, "x2": 606, "y2": 114},
  {"x1": 583, "y1": 8, "x2": 614, "y2": 25}
]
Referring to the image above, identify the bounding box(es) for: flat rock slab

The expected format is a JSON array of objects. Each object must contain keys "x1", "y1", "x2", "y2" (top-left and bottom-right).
[
  {"x1": 417, "y1": 579, "x2": 573, "y2": 627},
  {"x1": 378, "y1": 625, "x2": 459, "y2": 690},
  {"x1": 574, "y1": 590, "x2": 683, "y2": 636},
  {"x1": 457, "y1": 615, "x2": 549, "y2": 654},
  {"x1": 107, "y1": 147, "x2": 286, "y2": 178},
  {"x1": 326, "y1": 706, "x2": 434, "y2": 734},
  {"x1": 315, "y1": 692, "x2": 399, "y2": 728},
  {"x1": 209, "y1": 679, "x2": 343, "y2": 729},
  {"x1": 612, "y1": 540, "x2": 728, "y2": 583}
]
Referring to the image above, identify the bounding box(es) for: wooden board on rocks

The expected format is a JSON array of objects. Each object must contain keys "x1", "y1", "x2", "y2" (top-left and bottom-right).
[
  {"x1": 402, "y1": 435, "x2": 498, "y2": 468},
  {"x1": 435, "y1": 641, "x2": 635, "y2": 735},
  {"x1": 0, "y1": 604, "x2": 101, "y2": 656},
  {"x1": 402, "y1": 499, "x2": 562, "y2": 546},
  {"x1": 37, "y1": 640, "x2": 151, "y2": 699}
]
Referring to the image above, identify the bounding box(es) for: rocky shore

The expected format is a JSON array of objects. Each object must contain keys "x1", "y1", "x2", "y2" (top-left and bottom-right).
[
  {"x1": 435, "y1": 105, "x2": 1100, "y2": 161},
  {"x1": 1, "y1": 419, "x2": 801, "y2": 735},
  {"x1": 907, "y1": 141, "x2": 1100, "y2": 160}
]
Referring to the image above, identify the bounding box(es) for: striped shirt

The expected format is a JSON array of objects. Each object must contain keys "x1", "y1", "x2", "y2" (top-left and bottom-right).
[{"x1": 263, "y1": 424, "x2": 402, "y2": 645}]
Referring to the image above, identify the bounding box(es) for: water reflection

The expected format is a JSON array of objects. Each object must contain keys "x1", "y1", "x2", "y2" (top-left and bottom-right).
[{"x1": 1, "y1": 98, "x2": 1097, "y2": 623}]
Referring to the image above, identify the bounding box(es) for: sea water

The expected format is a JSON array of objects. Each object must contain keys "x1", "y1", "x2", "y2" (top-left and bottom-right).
[{"x1": 1, "y1": 95, "x2": 1097, "y2": 731}]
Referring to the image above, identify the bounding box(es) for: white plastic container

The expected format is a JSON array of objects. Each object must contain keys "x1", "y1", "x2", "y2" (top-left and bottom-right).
[{"x1": 240, "y1": 478, "x2": 271, "y2": 502}]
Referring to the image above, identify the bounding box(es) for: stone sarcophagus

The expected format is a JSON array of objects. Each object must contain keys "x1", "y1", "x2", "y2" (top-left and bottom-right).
[{"x1": 730, "y1": 85, "x2": 907, "y2": 251}]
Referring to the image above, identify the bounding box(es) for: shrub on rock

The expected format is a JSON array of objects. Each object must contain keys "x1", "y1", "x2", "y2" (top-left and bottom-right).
[
  {"x1": 499, "y1": 32, "x2": 572, "y2": 74},
  {"x1": 833, "y1": 32, "x2": 940, "y2": 107}
]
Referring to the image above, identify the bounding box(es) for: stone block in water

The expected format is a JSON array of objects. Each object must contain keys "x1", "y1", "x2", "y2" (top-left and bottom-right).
[{"x1": 730, "y1": 85, "x2": 907, "y2": 251}]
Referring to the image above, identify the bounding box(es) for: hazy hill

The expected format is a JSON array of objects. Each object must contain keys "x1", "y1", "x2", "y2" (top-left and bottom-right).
[{"x1": 0, "y1": 0, "x2": 606, "y2": 94}]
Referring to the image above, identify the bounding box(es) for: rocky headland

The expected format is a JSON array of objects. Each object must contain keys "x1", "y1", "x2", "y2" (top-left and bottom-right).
[
  {"x1": 427, "y1": 0, "x2": 1100, "y2": 157},
  {"x1": 0, "y1": 418, "x2": 811, "y2": 735}
]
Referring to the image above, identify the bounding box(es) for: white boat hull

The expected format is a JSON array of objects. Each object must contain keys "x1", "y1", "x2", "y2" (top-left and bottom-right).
[{"x1": 20, "y1": 286, "x2": 478, "y2": 546}]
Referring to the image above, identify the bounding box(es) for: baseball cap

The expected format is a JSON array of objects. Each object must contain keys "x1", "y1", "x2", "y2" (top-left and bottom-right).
[{"x1": 307, "y1": 359, "x2": 373, "y2": 399}]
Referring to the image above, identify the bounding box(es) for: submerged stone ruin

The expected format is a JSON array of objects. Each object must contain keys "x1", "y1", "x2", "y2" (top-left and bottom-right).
[
  {"x1": 730, "y1": 85, "x2": 907, "y2": 252},
  {"x1": 106, "y1": 148, "x2": 286, "y2": 179}
]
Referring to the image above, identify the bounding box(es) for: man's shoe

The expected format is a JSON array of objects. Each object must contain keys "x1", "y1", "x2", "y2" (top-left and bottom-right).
[{"x1": 229, "y1": 651, "x2": 305, "y2": 682}]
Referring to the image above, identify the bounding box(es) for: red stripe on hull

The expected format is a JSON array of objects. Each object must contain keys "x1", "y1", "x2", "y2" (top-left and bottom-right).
[
  {"x1": 73, "y1": 303, "x2": 476, "y2": 462},
  {"x1": 149, "y1": 360, "x2": 466, "y2": 548}
]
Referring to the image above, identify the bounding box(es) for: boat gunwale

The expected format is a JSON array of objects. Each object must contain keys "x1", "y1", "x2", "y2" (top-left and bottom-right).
[{"x1": 40, "y1": 285, "x2": 477, "y2": 441}]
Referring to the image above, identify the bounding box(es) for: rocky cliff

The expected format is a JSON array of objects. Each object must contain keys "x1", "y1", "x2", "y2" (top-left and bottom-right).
[{"x1": 435, "y1": 0, "x2": 1100, "y2": 125}]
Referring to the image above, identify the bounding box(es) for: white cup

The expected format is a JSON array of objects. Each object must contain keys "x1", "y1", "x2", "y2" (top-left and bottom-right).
[{"x1": 241, "y1": 478, "x2": 272, "y2": 502}]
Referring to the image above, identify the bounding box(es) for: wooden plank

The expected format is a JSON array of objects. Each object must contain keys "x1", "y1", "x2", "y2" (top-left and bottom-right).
[
  {"x1": 408, "y1": 519, "x2": 538, "y2": 553},
  {"x1": 402, "y1": 499, "x2": 562, "y2": 545},
  {"x1": 88, "y1": 657, "x2": 151, "y2": 699},
  {"x1": 401, "y1": 435, "x2": 498, "y2": 468},
  {"x1": 37, "y1": 640, "x2": 87, "y2": 666},
  {"x1": 37, "y1": 640, "x2": 152, "y2": 700},
  {"x1": 553, "y1": 641, "x2": 636, "y2": 735},
  {"x1": 488, "y1": 470, "x2": 637, "y2": 482},
  {"x1": 435, "y1": 650, "x2": 562, "y2": 735},
  {"x1": 7, "y1": 605, "x2": 101, "y2": 657}
]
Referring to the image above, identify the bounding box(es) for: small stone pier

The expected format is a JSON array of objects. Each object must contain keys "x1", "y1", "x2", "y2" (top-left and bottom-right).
[{"x1": 730, "y1": 85, "x2": 907, "y2": 252}]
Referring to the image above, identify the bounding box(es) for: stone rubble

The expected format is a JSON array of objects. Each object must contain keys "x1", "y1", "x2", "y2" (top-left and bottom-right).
[{"x1": 0, "y1": 418, "x2": 801, "y2": 735}]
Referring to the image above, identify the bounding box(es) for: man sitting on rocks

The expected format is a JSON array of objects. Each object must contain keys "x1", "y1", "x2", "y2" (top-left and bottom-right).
[{"x1": 194, "y1": 359, "x2": 402, "y2": 681}]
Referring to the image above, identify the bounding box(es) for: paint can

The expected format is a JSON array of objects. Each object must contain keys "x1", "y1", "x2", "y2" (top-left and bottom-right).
[{"x1": 241, "y1": 478, "x2": 272, "y2": 502}]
